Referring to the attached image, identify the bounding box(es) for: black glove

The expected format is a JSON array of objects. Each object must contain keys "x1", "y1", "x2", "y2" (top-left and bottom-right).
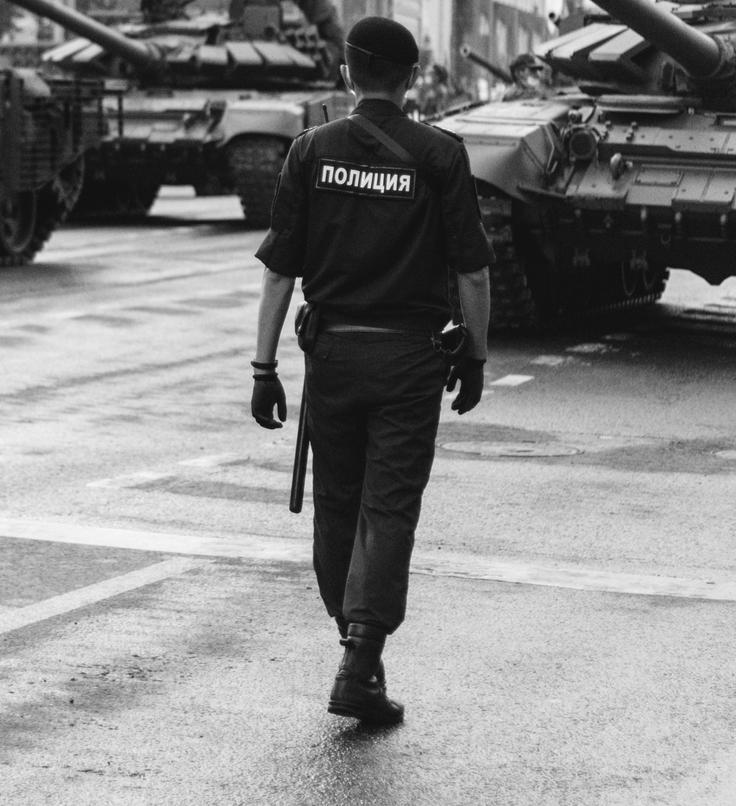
[
  {"x1": 251, "y1": 371, "x2": 287, "y2": 429},
  {"x1": 445, "y1": 357, "x2": 486, "y2": 415}
]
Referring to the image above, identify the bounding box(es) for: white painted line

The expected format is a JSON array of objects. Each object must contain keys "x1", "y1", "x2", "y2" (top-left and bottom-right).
[
  {"x1": 87, "y1": 472, "x2": 174, "y2": 490},
  {"x1": 0, "y1": 516, "x2": 311, "y2": 563},
  {"x1": 2, "y1": 517, "x2": 736, "y2": 602},
  {"x1": 413, "y1": 552, "x2": 736, "y2": 602},
  {"x1": 490, "y1": 374, "x2": 534, "y2": 387},
  {"x1": 566, "y1": 342, "x2": 618, "y2": 354},
  {"x1": 529, "y1": 355, "x2": 566, "y2": 367},
  {"x1": 0, "y1": 557, "x2": 209, "y2": 636},
  {"x1": 2, "y1": 284, "x2": 262, "y2": 332},
  {"x1": 178, "y1": 453, "x2": 239, "y2": 468}
]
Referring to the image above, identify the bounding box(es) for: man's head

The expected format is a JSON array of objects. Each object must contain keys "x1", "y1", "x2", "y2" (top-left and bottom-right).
[
  {"x1": 342, "y1": 16, "x2": 419, "y2": 95},
  {"x1": 509, "y1": 53, "x2": 545, "y2": 87}
]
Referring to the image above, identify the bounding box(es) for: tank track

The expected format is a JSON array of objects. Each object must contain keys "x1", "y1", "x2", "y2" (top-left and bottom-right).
[
  {"x1": 482, "y1": 208, "x2": 669, "y2": 330},
  {"x1": 72, "y1": 175, "x2": 160, "y2": 219},
  {"x1": 227, "y1": 137, "x2": 287, "y2": 229},
  {"x1": 586, "y1": 269, "x2": 669, "y2": 318},
  {"x1": 483, "y1": 219, "x2": 539, "y2": 330},
  {"x1": 0, "y1": 157, "x2": 84, "y2": 267}
]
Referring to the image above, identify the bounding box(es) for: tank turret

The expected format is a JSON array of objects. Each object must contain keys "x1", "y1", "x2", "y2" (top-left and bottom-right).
[
  {"x1": 538, "y1": 0, "x2": 736, "y2": 105},
  {"x1": 8, "y1": 0, "x2": 332, "y2": 85},
  {"x1": 591, "y1": 0, "x2": 723, "y2": 75},
  {"x1": 4, "y1": 0, "x2": 349, "y2": 224}
]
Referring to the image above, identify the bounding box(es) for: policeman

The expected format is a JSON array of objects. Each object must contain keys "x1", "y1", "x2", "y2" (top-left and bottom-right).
[{"x1": 251, "y1": 16, "x2": 492, "y2": 725}]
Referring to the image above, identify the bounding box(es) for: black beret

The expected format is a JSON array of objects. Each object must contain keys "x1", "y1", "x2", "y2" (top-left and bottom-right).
[{"x1": 345, "y1": 16, "x2": 419, "y2": 66}]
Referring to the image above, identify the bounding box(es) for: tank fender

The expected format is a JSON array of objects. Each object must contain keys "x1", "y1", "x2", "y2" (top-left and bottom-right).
[
  {"x1": 464, "y1": 122, "x2": 563, "y2": 202},
  {"x1": 216, "y1": 100, "x2": 307, "y2": 145},
  {"x1": 439, "y1": 98, "x2": 580, "y2": 201}
]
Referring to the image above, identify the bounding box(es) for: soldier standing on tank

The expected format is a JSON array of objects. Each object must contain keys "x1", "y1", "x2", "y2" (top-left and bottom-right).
[
  {"x1": 250, "y1": 16, "x2": 492, "y2": 725},
  {"x1": 503, "y1": 52, "x2": 549, "y2": 100}
]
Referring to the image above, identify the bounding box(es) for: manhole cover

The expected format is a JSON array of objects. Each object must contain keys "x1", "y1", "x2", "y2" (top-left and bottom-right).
[{"x1": 441, "y1": 441, "x2": 582, "y2": 458}]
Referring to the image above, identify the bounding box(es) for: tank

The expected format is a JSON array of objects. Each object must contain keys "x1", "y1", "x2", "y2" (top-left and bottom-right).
[
  {"x1": 7, "y1": 0, "x2": 350, "y2": 225},
  {"x1": 0, "y1": 67, "x2": 104, "y2": 265},
  {"x1": 437, "y1": 1, "x2": 736, "y2": 328}
]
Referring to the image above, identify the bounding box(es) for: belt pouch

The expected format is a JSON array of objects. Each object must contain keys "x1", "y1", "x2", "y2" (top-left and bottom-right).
[{"x1": 295, "y1": 301, "x2": 320, "y2": 354}]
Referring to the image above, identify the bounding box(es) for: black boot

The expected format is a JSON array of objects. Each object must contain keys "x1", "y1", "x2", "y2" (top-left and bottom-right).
[
  {"x1": 328, "y1": 623, "x2": 404, "y2": 725},
  {"x1": 335, "y1": 617, "x2": 386, "y2": 692}
]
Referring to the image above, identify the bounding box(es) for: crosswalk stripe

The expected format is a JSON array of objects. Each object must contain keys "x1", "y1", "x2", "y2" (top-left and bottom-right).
[
  {"x1": 2, "y1": 517, "x2": 736, "y2": 603},
  {"x1": 0, "y1": 557, "x2": 209, "y2": 636}
]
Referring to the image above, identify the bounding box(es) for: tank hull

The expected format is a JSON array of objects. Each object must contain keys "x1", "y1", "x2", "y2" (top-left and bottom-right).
[{"x1": 73, "y1": 85, "x2": 350, "y2": 223}]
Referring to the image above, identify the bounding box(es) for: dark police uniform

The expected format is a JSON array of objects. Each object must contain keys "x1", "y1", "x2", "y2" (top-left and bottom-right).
[{"x1": 256, "y1": 98, "x2": 492, "y2": 634}]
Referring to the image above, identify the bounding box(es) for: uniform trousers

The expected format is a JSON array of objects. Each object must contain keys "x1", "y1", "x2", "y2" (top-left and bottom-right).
[{"x1": 306, "y1": 329, "x2": 446, "y2": 634}]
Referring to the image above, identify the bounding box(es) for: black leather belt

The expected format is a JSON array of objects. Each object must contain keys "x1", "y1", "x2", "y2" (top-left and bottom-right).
[{"x1": 323, "y1": 325, "x2": 405, "y2": 333}]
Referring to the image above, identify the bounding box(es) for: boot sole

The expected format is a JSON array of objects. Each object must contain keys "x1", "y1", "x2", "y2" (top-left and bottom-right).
[{"x1": 328, "y1": 699, "x2": 404, "y2": 725}]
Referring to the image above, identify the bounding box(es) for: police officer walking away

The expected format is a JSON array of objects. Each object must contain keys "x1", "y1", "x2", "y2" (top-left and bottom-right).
[{"x1": 250, "y1": 16, "x2": 492, "y2": 725}]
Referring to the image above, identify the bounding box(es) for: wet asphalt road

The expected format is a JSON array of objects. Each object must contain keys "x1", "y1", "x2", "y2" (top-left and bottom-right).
[{"x1": 1, "y1": 188, "x2": 736, "y2": 805}]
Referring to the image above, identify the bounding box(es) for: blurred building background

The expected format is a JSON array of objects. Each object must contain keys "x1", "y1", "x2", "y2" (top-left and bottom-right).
[{"x1": 333, "y1": 0, "x2": 550, "y2": 99}]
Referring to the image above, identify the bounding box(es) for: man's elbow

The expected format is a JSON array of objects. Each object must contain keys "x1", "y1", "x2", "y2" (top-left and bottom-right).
[{"x1": 265, "y1": 268, "x2": 296, "y2": 289}]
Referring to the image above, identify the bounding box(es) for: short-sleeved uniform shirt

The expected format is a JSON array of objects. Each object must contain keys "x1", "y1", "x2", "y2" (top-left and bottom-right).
[{"x1": 255, "y1": 98, "x2": 493, "y2": 328}]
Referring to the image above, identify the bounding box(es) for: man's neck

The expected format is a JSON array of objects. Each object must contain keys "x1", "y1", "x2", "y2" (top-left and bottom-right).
[{"x1": 353, "y1": 90, "x2": 405, "y2": 109}]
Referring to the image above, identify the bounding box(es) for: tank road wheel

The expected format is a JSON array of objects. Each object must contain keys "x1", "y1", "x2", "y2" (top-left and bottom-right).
[
  {"x1": 227, "y1": 137, "x2": 289, "y2": 229},
  {"x1": 620, "y1": 255, "x2": 639, "y2": 299},
  {"x1": 49, "y1": 156, "x2": 86, "y2": 222},
  {"x1": 593, "y1": 255, "x2": 670, "y2": 314},
  {"x1": 0, "y1": 191, "x2": 39, "y2": 266}
]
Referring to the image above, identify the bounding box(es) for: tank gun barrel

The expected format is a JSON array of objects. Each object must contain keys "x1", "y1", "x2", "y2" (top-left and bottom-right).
[
  {"x1": 460, "y1": 45, "x2": 513, "y2": 85},
  {"x1": 591, "y1": 0, "x2": 722, "y2": 77},
  {"x1": 8, "y1": 0, "x2": 159, "y2": 72}
]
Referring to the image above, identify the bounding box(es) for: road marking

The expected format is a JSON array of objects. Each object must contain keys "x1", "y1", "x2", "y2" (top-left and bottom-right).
[
  {"x1": 441, "y1": 441, "x2": 581, "y2": 458},
  {"x1": 490, "y1": 374, "x2": 534, "y2": 387},
  {"x1": 413, "y1": 552, "x2": 736, "y2": 602},
  {"x1": 0, "y1": 516, "x2": 312, "y2": 562},
  {"x1": 2, "y1": 516, "x2": 736, "y2": 603},
  {"x1": 177, "y1": 453, "x2": 239, "y2": 468},
  {"x1": 1, "y1": 284, "x2": 262, "y2": 332},
  {"x1": 0, "y1": 557, "x2": 209, "y2": 636},
  {"x1": 566, "y1": 342, "x2": 619, "y2": 354},
  {"x1": 529, "y1": 355, "x2": 566, "y2": 367},
  {"x1": 87, "y1": 472, "x2": 174, "y2": 490}
]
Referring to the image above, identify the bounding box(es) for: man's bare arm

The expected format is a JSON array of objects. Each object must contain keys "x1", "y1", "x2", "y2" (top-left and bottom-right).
[
  {"x1": 255, "y1": 268, "x2": 296, "y2": 364},
  {"x1": 457, "y1": 266, "x2": 491, "y2": 359}
]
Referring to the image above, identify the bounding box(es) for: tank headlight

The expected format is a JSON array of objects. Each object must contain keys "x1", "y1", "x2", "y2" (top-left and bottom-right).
[{"x1": 568, "y1": 127, "x2": 599, "y2": 162}]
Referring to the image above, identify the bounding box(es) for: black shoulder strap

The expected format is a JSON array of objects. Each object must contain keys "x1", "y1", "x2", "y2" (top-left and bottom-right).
[{"x1": 348, "y1": 113, "x2": 416, "y2": 165}]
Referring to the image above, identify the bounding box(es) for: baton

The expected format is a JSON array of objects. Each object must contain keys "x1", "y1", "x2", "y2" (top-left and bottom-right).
[{"x1": 289, "y1": 380, "x2": 309, "y2": 513}]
